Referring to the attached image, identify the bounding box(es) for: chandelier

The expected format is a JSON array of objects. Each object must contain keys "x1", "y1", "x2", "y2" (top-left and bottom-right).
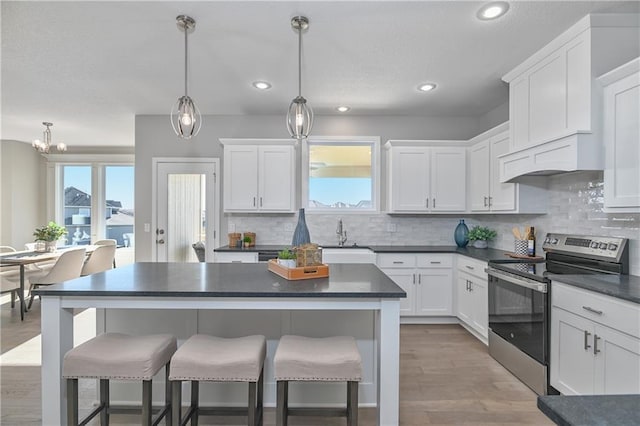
[
  {"x1": 286, "y1": 16, "x2": 314, "y2": 140},
  {"x1": 171, "y1": 15, "x2": 201, "y2": 139},
  {"x1": 32, "y1": 122, "x2": 67, "y2": 153}
]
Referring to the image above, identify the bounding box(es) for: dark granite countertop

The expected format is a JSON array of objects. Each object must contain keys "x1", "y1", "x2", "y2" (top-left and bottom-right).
[
  {"x1": 538, "y1": 395, "x2": 640, "y2": 426},
  {"x1": 214, "y1": 245, "x2": 511, "y2": 263},
  {"x1": 549, "y1": 273, "x2": 640, "y2": 304},
  {"x1": 34, "y1": 262, "x2": 406, "y2": 299}
]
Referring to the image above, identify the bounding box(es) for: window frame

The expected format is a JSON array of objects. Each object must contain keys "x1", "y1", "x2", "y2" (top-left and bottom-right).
[
  {"x1": 301, "y1": 136, "x2": 380, "y2": 214},
  {"x1": 46, "y1": 154, "x2": 134, "y2": 243}
]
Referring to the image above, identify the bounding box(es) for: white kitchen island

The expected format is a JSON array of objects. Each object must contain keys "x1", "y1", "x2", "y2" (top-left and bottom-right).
[{"x1": 36, "y1": 262, "x2": 405, "y2": 426}]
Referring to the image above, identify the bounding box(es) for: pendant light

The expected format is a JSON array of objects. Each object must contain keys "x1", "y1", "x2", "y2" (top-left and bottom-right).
[
  {"x1": 286, "y1": 16, "x2": 314, "y2": 140},
  {"x1": 171, "y1": 15, "x2": 201, "y2": 139},
  {"x1": 32, "y1": 122, "x2": 67, "y2": 153}
]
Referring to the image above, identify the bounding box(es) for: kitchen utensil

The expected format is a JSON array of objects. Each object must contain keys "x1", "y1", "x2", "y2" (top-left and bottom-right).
[{"x1": 512, "y1": 227, "x2": 521, "y2": 240}]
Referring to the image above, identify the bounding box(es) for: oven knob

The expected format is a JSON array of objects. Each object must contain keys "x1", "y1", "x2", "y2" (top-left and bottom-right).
[
  {"x1": 590, "y1": 242, "x2": 599, "y2": 249},
  {"x1": 608, "y1": 243, "x2": 618, "y2": 251},
  {"x1": 599, "y1": 243, "x2": 608, "y2": 250},
  {"x1": 551, "y1": 238, "x2": 558, "y2": 244}
]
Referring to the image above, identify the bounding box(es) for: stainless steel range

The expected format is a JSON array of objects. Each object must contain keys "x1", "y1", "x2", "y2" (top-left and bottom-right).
[{"x1": 486, "y1": 233, "x2": 629, "y2": 395}]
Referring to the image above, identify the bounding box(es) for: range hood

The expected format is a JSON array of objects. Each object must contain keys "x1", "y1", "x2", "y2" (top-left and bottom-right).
[{"x1": 498, "y1": 131, "x2": 603, "y2": 183}]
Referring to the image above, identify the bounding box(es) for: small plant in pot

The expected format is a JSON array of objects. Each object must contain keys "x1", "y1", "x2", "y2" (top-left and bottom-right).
[
  {"x1": 33, "y1": 221, "x2": 67, "y2": 252},
  {"x1": 243, "y1": 235, "x2": 252, "y2": 248},
  {"x1": 277, "y1": 249, "x2": 297, "y2": 268},
  {"x1": 467, "y1": 226, "x2": 497, "y2": 249}
]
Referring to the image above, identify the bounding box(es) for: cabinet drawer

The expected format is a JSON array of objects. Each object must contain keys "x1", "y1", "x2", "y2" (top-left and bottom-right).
[
  {"x1": 416, "y1": 254, "x2": 453, "y2": 268},
  {"x1": 214, "y1": 252, "x2": 258, "y2": 263},
  {"x1": 457, "y1": 256, "x2": 487, "y2": 278},
  {"x1": 376, "y1": 254, "x2": 416, "y2": 268},
  {"x1": 553, "y1": 281, "x2": 640, "y2": 338}
]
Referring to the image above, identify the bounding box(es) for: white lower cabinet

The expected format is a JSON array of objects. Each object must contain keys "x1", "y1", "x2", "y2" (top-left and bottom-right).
[
  {"x1": 456, "y1": 256, "x2": 488, "y2": 342},
  {"x1": 214, "y1": 252, "x2": 258, "y2": 263},
  {"x1": 551, "y1": 282, "x2": 640, "y2": 395},
  {"x1": 378, "y1": 253, "x2": 453, "y2": 317}
]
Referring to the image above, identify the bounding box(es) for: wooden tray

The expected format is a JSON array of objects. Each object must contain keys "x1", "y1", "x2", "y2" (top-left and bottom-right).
[
  {"x1": 267, "y1": 259, "x2": 329, "y2": 280},
  {"x1": 505, "y1": 253, "x2": 544, "y2": 260}
]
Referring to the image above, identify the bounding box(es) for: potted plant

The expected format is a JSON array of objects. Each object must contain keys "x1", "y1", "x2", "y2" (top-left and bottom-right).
[
  {"x1": 33, "y1": 221, "x2": 68, "y2": 252},
  {"x1": 277, "y1": 249, "x2": 297, "y2": 268},
  {"x1": 467, "y1": 226, "x2": 497, "y2": 249},
  {"x1": 243, "y1": 235, "x2": 252, "y2": 248}
]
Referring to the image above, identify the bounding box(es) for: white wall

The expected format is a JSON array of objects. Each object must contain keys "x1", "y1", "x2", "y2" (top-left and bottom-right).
[
  {"x1": 134, "y1": 113, "x2": 481, "y2": 261},
  {"x1": 0, "y1": 140, "x2": 47, "y2": 248}
]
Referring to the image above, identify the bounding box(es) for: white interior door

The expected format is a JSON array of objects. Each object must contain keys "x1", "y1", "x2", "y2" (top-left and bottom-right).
[{"x1": 155, "y1": 160, "x2": 218, "y2": 262}]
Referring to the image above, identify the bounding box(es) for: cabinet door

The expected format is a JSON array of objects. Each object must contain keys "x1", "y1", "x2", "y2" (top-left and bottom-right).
[
  {"x1": 510, "y1": 76, "x2": 530, "y2": 150},
  {"x1": 416, "y1": 268, "x2": 452, "y2": 316},
  {"x1": 595, "y1": 324, "x2": 640, "y2": 395},
  {"x1": 470, "y1": 277, "x2": 488, "y2": 339},
  {"x1": 224, "y1": 145, "x2": 258, "y2": 211},
  {"x1": 604, "y1": 72, "x2": 640, "y2": 209},
  {"x1": 389, "y1": 147, "x2": 430, "y2": 211},
  {"x1": 457, "y1": 275, "x2": 473, "y2": 325},
  {"x1": 430, "y1": 148, "x2": 466, "y2": 211},
  {"x1": 381, "y1": 269, "x2": 415, "y2": 316},
  {"x1": 258, "y1": 146, "x2": 295, "y2": 211},
  {"x1": 550, "y1": 308, "x2": 595, "y2": 395},
  {"x1": 469, "y1": 141, "x2": 490, "y2": 211},
  {"x1": 489, "y1": 132, "x2": 516, "y2": 211},
  {"x1": 528, "y1": 53, "x2": 567, "y2": 145}
]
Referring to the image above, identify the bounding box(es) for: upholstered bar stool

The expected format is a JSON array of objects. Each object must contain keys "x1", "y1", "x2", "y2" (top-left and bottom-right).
[
  {"x1": 62, "y1": 333, "x2": 177, "y2": 426},
  {"x1": 169, "y1": 334, "x2": 266, "y2": 426},
  {"x1": 273, "y1": 335, "x2": 362, "y2": 426}
]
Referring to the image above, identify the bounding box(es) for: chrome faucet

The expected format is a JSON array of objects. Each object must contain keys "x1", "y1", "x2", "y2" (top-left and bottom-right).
[{"x1": 336, "y1": 219, "x2": 348, "y2": 247}]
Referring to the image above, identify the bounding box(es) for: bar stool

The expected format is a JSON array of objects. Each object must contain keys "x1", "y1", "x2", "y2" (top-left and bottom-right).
[
  {"x1": 169, "y1": 334, "x2": 266, "y2": 426},
  {"x1": 274, "y1": 335, "x2": 362, "y2": 426},
  {"x1": 63, "y1": 332, "x2": 177, "y2": 426}
]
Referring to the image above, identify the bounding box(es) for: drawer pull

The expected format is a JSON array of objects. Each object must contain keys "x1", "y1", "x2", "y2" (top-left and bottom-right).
[
  {"x1": 392, "y1": 261, "x2": 404, "y2": 264},
  {"x1": 584, "y1": 330, "x2": 591, "y2": 350},
  {"x1": 582, "y1": 306, "x2": 603, "y2": 315},
  {"x1": 430, "y1": 261, "x2": 441, "y2": 264},
  {"x1": 418, "y1": 275, "x2": 421, "y2": 284},
  {"x1": 465, "y1": 265, "x2": 474, "y2": 270},
  {"x1": 594, "y1": 335, "x2": 601, "y2": 355},
  {"x1": 413, "y1": 274, "x2": 416, "y2": 284}
]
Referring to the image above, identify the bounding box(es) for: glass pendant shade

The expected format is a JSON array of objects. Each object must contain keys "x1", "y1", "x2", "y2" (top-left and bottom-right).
[
  {"x1": 171, "y1": 95, "x2": 201, "y2": 139},
  {"x1": 287, "y1": 95, "x2": 313, "y2": 140}
]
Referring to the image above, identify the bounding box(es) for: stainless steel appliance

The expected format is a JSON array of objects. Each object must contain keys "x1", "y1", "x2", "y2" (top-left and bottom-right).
[
  {"x1": 257, "y1": 250, "x2": 280, "y2": 262},
  {"x1": 486, "y1": 233, "x2": 629, "y2": 395}
]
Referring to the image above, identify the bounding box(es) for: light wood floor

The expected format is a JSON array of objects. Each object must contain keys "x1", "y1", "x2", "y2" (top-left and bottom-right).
[{"x1": 1, "y1": 301, "x2": 552, "y2": 425}]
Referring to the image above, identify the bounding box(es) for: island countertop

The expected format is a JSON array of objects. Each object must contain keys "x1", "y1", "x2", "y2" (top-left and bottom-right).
[{"x1": 34, "y1": 262, "x2": 406, "y2": 299}]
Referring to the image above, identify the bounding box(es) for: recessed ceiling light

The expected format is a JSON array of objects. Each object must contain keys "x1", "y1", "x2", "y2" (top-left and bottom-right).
[
  {"x1": 252, "y1": 81, "x2": 272, "y2": 90},
  {"x1": 336, "y1": 106, "x2": 351, "y2": 112},
  {"x1": 418, "y1": 83, "x2": 437, "y2": 92},
  {"x1": 477, "y1": 2, "x2": 510, "y2": 20}
]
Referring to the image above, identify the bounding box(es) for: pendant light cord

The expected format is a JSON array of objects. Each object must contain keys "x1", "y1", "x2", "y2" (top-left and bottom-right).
[
  {"x1": 298, "y1": 25, "x2": 302, "y2": 97},
  {"x1": 184, "y1": 25, "x2": 189, "y2": 97}
]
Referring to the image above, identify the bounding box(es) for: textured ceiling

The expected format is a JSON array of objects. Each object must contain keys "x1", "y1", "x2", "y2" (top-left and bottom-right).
[{"x1": 2, "y1": 1, "x2": 639, "y2": 147}]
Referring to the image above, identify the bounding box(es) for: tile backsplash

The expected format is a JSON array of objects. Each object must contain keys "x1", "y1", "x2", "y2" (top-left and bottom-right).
[{"x1": 227, "y1": 171, "x2": 639, "y2": 275}]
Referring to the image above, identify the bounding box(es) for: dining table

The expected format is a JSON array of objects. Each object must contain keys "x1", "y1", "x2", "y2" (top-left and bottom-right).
[{"x1": 0, "y1": 245, "x2": 98, "y2": 320}]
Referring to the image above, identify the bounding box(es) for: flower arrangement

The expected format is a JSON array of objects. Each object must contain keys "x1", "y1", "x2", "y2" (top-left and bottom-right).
[
  {"x1": 33, "y1": 221, "x2": 68, "y2": 242},
  {"x1": 467, "y1": 226, "x2": 497, "y2": 249}
]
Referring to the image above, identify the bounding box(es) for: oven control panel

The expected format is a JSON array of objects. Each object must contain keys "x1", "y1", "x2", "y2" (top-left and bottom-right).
[{"x1": 542, "y1": 233, "x2": 627, "y2": 260}]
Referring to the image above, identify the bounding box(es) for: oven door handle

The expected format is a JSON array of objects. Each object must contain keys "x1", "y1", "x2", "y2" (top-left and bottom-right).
[{"x1": 486, "y1": 268, "x2": 548, "y2": 293}]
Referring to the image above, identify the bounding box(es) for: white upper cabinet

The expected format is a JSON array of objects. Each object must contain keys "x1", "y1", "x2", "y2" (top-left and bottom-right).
[
  {"x1": 220, "y1": 139, "x2": 296, "y2": 213},
  {"x1": 467, "y1": 123, "x2": 547, "y2": 213},
  {"x1": 500, "y1": 14, "x2": 640, "y2": 182},
  {"x1": 598, "y1": 57, "x2": 640, "y2": 212},
  {"x1": 386, "y1": 142, "x2": 466, "y2": 213}
]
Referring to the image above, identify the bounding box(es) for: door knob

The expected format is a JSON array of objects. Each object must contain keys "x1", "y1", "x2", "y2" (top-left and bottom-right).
[
  {"x1": 157, "y1": 239, "x2": 165, "y2": 244},
  {"x1": 156, "y1": 229, "x2": 165, "y2": 235}
]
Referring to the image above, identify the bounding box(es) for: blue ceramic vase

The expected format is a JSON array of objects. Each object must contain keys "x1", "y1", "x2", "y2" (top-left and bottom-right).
[
  {"x1": 454, "y1": 219, "x2": 469, "y2": 248},
  {"x1": 291, "y1": 208, "x2": 311, "y2": 246}
]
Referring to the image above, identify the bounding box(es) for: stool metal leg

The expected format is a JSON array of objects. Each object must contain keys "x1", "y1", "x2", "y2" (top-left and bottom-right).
[
  {"x1": 142, "y1": 380, "x2": 152, "y2": 426},
  {"x1": 172, "y1": 381, "x2": 182, "y2": 426},
  {"x1": 276, "y1": 381, "x2": 288, "y2": 426},
  {"x1": 67, "y1": 379, "x2": 79, "y2": 426},
  {"x1": 100, "y1": 379, "x2": 109, "y2": 425},
  {"x1": 190, "y1": 381, "x2": 199, "y2": 426},
  {"x1": 165, "y1": 364, "x2": 172, "y2": 426},
  {"x1": 347, "y1": 381, "x2": 358, "y2": 426},
  {"x1": 257, "y1": 369, "x2": 264, "y2": 426},
  {"x1": 248, "y1": 380, "x2": 257, "y2": 426}
]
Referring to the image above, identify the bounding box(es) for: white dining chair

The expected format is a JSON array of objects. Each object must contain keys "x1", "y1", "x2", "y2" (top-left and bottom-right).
[
  {"x1": 1, "y1": 276, "x2": 20, "y2": 309},
  {"x1": 94, "y1": 239, "x2": 117, "y2": 267},
  {"x1": 81, "y1": 244, "x2": 116, "y2": 276},
  {"x1": 23, "y1": 243, "x2": 56, "y2": 274},
  {"x1": 28, "y1": 248, "x2": 86, "y2": 309}
]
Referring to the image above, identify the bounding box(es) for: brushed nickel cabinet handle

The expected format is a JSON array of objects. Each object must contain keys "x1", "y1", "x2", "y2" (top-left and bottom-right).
[
  {"x1": 584, "y1": 330, "x2": 591, "y2": 350},
  {"x1": 418, "y1": 275, "x2": 421, "y2": 284},
  {"x1": 466, "y1": 265, "x2": 474, "y2": 270},
  {"x1": 392, "y1": 261, "x2": 404, "y2": 264},
  {"x1": 484, "y1": 196, "x2": 488, "y2": 207},
  {"x1": 253, "y1": 197, "x2": 256, "y2": 207},
  {"x1": 260, "y1": 197, "x2": 263, "y2": 207},
  {"x1": 582, "y1": 306, "x2": 603, "y2": 315},
  {"x1": 433, "y1": 198, "x2": 436, "y2": 208},
  {"x1": 488, "y1": 196, "x2": 493, "y2": 207},
  {"x1": 413, "y1": 274, "x2": 416, "y2": 284},
  {"x1": 594, "y1": 334, "x2": 601, "y2": 355},
  {"x1": 430, "y1": 261, "x2": 441, "y2": 264},
  {"x1": 426, "y1": 198, "x2": 429, "y2": 208}
]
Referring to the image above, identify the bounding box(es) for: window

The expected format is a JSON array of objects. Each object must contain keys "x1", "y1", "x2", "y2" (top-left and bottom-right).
[
  {"x1": 62, "y1": 165, "x2": 92, "y2": 245},
  {"x1": 303, "y1": 137, "x2": 380, "y2": 212},
  {"x1": 105, "y1": 166, "x2": 134, "y2": 247}
]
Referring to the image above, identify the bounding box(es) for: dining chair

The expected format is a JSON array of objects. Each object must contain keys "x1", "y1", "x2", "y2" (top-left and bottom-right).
[
  {"x1": 1, "y1": 276, "x2": 20, "y2": 309},
  {"x1": 0, "y1": 246, "x2": 17, "y2": 253},
  {"x1": 27, "y1": 248, "x2": 86, "y2": 309},
  {"x1": 81, "y1": 244, "x2": 116, "y2": 276},
  {"x1": 94, "y1": 239, "x2": 117, "y2": 267},
  {"x1": 23, "y1": 243, "x2": 56, "y2": 274}
]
